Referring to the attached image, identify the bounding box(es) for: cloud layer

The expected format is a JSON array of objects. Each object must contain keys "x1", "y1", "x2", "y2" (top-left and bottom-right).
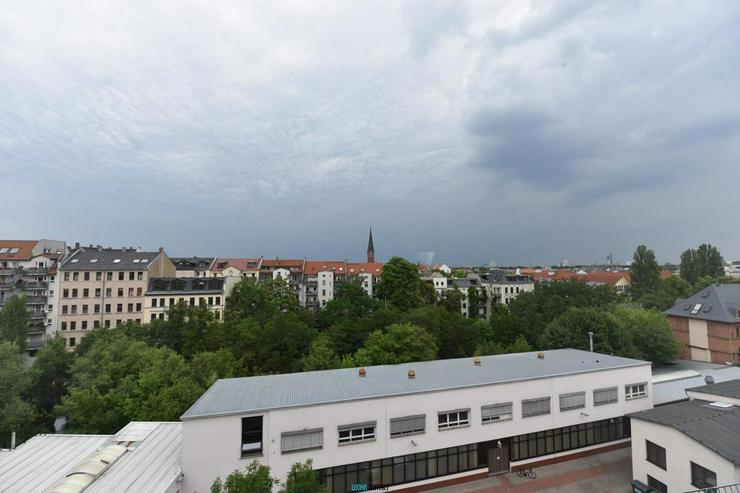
[{"x1": 2, "y1": 1, "x2": 739, "y2": 265}]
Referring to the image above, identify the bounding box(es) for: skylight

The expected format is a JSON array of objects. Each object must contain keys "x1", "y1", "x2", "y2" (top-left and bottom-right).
[
  {"x1": 113, "y1": 259, "x2": 121, "y2": 263},
  {"x1": 9, "y1": 248, "x2": 19, "y2": 253},
  {"x1": 690, "y1": 303, "x2": 702, "y2": 315},
  {"x1": 0, "y1": 248, "x2": 7, "y2": 253},
  {"x1": 90, "y1": 259, "x2": 98, "y2": 263},
  {"x1": 70, "y1": 259, "x2": 79, "y2": 263},
  {"x1": 141, "y1": 259, "x2": 148, "y2": 263},
  {"x1": 708, "y1": 402, "x2": 734, "y2": 409},
  {"x1": 132, "y1": 259, "x2": 140, "y2": 263}
]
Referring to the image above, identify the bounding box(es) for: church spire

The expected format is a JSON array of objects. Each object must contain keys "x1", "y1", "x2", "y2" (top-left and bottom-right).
[{"x1": 367, "y1": 228, "x2": 375, "y2": 263}]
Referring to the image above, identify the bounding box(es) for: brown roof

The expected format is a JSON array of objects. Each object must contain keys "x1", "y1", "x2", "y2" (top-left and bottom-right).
[
  {"x1": 260, "y1": 258, "x2": 304, "y2": 271},
  {"x1": 347, "y1": 262, "x2": 384, "y2": 275},
  {"x1": 583, "y1": 271, "x2": 630, "y2": 286},
  {"x1": 304, "y1": 260, "x2": 347, "y2": 275},
  {"x1": 211, "y1": 257, "x2": 262, "y2": 273},
  {"x1": 0, "y1": 240, "x2": 38, "y2": 261}
]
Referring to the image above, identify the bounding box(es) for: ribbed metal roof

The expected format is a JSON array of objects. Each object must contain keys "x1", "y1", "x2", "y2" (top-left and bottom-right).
[
  {"x1": 629, "y1": 399, "x2": 740, "y2": 464},
  {"x1": 182, "y1": 349, "x2": 649, "y2": 420},
  {"x1": 85, "y1": 422, "x2": 182, "y2": 493},
  {"x1": 0, "y1": 434, "x2": 110, "y2": 493}
]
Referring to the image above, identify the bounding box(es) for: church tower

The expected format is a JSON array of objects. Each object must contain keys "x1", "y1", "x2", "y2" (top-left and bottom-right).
[{"x1": 367, "y1": 228, "x2": 375, "y2": 263}]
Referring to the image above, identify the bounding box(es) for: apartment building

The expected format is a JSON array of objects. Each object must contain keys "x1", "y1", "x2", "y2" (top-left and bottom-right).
[
  {"x1": 479, "y1": 269, "x2": 535, "y2": 307},
  {"x1": 665, "y1": 283, "x2": 740, "y2": 364},
  {"x1": 630, "y1": 378, "x2": 740, "y2": 493},
  {"x1": 144, "y1": 277, "x2": 225, "y2": 321},
  {"x1": 303, "y1": 261, "x2": 348, "y2": 309},
  {"x1": 346, "y1": 262, "x2": 383, "y2": 298},
  {"x1": 0, "y1": 239, "x2": 66, "y2": 356},
  {"x1": 181, "y1": 349, "x2": 652, "y2": 493},
  {"x1": 56, "y1": 246, "x2": 175, "y2": 349},
  {"x1": 259, "y1": 258, "x2": 305, "y2": 303},
  {"x1": 171, "y1": 257, "x2": 216, "y2": 278},
  {"x1": 449, "y1": 275, "x2": 487, "y2": 318}
]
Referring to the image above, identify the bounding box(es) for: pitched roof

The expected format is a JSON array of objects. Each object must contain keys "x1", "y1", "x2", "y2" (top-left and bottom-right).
[
  {"x1": 210, "y1": 257, "x2": 261, "y2": 273},
  {"x1": 0, "y1": 240, "x2": 38, "y2": 261},
  {"x1": 170, "y1": 257, "x2": 215, "y2": 272},
  {"x1": 687, "y1": 378, "x2": 740, "y2": 400},
  {"x1": 664, "y1": 283, "x2": 740, "y2": 324},
  {"x1": 347, "y1": 262, "x2": 383, "y2": 275},
  {"x1": 260, "y1": 258, "x2": 304, "y2": 271},
  {"x1": 182, "y1": 349, "x2": 649, "y2": 420},
  {"x1": 59, "y1": 248, "x2": 164, "y2": 271},
  {"x1": 304, "y1": 260, "x2": 347, "y2": 275},
  {"x1": 582, "y1": 271, "x2": 630, "y2": 286},
  {"x1": 629, "y1": 399, "x2": 740, "y2": 464}
]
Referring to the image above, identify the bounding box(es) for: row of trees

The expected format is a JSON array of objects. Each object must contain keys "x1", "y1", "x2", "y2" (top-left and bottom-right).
[
  {"x1": 0, "y1": 255, "x2": 685, "y2": 449},
  {"x1": 211, "y1": 460, "x2": 325, "y2": 493}
]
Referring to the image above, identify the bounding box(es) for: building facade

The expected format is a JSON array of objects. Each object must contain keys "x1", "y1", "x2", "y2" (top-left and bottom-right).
[
  {"x1": 144, "y1": 277, "x2": 225, "y2": 321},
  {"x1": 171, "y1": 257, "x2": 216, "y2": 278},
  {"x1": 0, "y1": 239, "x2": 66, "y2": 356},
  {"x1": 181, "y1": 349, "x2": 652, "y2": 493},
  {"x1": 664, "y1": 283, "x2": 740, "y2": 364},
  {"x1": 55, "y1": 246, "x2": 175, "y2": 349},
  {"x1": 480, "y1": 270, "x2": 535, "y2": 307},
  {"x1": 630, "y1": 378, "x2": 740, "y2": 493}
]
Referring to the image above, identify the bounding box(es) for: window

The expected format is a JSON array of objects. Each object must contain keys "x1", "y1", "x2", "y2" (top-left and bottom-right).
[
  {"x1": 70, "y1": 321, "x2": 76, "y2": 330},
  {"x1": 137, "y1": 287, "x2": 142, "y2": 296},
  {"x1": 338, "y1": 422, "x2": 376, "y2": 444},
  {"x1": 96, "y1": 272, "x2": 102, "y2": 281},
  {"x1": 151, "y1": 314, "x2": 157, "y2": 321},
  {"x1": 106, "y1": 288, "x2": 112, "y2": 297},
  {"x1": 216, "y1": 296, "x2": 221, "y2": 305},
  {"x1": 70, "y1": 305, "x2": 77, "y2": 314},
  {"x1": 83, "y1": 288, "x2": 89, "y2": 297},
  {"x1": 93, "y1": 320, "x2": 100, "y2": 329},
  {"x1": 594, "y1": 387, "x2": 618, "y2": 406},
  {"x1": 625, "y1": 383, "x2": 647, "y2": 400},
  {"x1": 69, "y1": 337, "x2": 76, "y2": 347},
  {"x1": 61, "y1": 322, "x2": 67, "y2": 331},
  {"x1": 117, "y1": 288, "x2": 123, "y2": 297},
  {"x1": 84, "y1": 272, "x2": 90, "y2": 281},
  {"x1": 481, "y1": 403, "x2": 513, "y2": 423},
  {"x1": 105, "y1": 304, "x2": 111, "y2": 313},
  {"x1": 95, "y1": 288, "x2": 101, "y2": 297},
  {"x1": 522, "y1": 397, "x2": 551, "y2": 418},
  {"x1": 208, "y1": 296, "x2": 213, "y2": 306},
  {"x1": 281, "y1": 429, "x2": 323, "y2": 453},
  {"x1": 438, "y1": 409, "x2": 469, "y2": 430},
  {"x1": 63, "y1": 289, "x2": 69, "y2": 298},
  {"x1": 559, "y1": 392, "x2": 586, "y2": 411},
  {"x1": 127, "y1": 303, "x2": 133, "y2": 313},
  {"x1": 137, "y1": 272, "x2": 143, "y2": 280},
  {"x1": 82, "y1": 304, "x2": 88, "y2": 314},
  {"x1": 235, "y1": 416, "x2": 263, "y2": 456},
  {"x1": 690, "y1": 461, "x2": 716, "y2": 489},
  {"x1": 690, "y1": 303, "x2": 702, "y2": 315},
  {"x1": 135, "y1": 303, "x2": 141, "y2": 312},
  {"x1": 647, "y1": 475, "x2": 667, "y2": 493},
  {"x1": 72, "y1": 288, "x2": 78, "y2": 297},
  {"x1": 646, "y1": 440, "x2": 666, "y2": 470},
  {"x1": 128, "y1": 272, "x2": 134, "y2": 280},
  {"x1": 104, "y1": 320, "x2": 111, "y2": 328},
  {"x1": 390, "y1": 415, "x2": 425, "y2": 437},
  {"x1": 118, "y1": 272, "x2": 124, "y2": 281},
  {"x1": 81, "y1": 321, "x2": 88, "y2": 330},
  {"x1": 94, "y1": 304, "x2": 100, "y2": 313},
  {"x1": 152, "y1": 299, "x2": 157, "y2": 308},
  {"x1": 128, "y1": 287, "x2": 134, "y2": 296},
  {"x1": 106, "y1": 272, "x2": 112, "y2": 281},
  {"x1": 72, "y1": 272, "x2": 79, "y2": 281},
  {"x1": 116, "y1": 304, "x2": 123, "y2": 313},
  {"x1": 64, "y1": 272, "x2": 70, "y2": 281}
]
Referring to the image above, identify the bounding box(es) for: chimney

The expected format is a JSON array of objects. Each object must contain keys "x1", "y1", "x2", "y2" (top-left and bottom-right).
[{"x1": 407, "y1": 369, "x2": 416, "y2": 379}]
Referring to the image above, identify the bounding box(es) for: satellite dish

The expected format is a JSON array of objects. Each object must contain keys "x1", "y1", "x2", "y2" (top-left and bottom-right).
[{"x1": 704, "y1": 375, "x2": 715, "y2": 385}]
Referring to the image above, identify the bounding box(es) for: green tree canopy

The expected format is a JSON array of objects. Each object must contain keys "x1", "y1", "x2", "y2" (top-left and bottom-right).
[
  {"x1": 303, "y1": 333, "x2": 341, "y2": 371},
  {"x1": 404, "y1": 305, "x2": 482, "y2": 358},
  {"x1": 680, "y1": 244, "x2": 724, "y2": 285},
  {"x1": 316, "y1": 278, "x2": 377, "y2": 329},
  {"x1": 639, "y1": 276, "x2": 693, "y2": 310},
  {"x1": 211, "y1": 460, "x2": 277, "y2": 493},
  {"x1": 376, "y1": 257, "x2": 427, "y2": 311},
  {"x1": 541, "y1": 307, "x2": 635, "y2": 357},
  {"x1": 278, "y1": 460, "x2": 327, "y2": 493},
  {"x1": 629, "y1": 245, "x2": 661, "y2": 300},
  {"x1": 225, "y1": 277, "x2": 299, "y2": 324},
  {"x1": 28, "y1": 336, "x2": 74, "y2": 430},
  {"x1": 237, "y1": 313, "x2": 315, "y2": 374},
  {"x1": 0, "y1": 295, "x2": 28, "y2": 350},
  {"x1": 0, "y1": 342, "x2": 38, "y2": 447},
  {"x1": 349, "y1": 323, "x2": 438, "y2": 366},
  {"x1": 610, "y1": 305, "x2": 681, "y2": 365}
]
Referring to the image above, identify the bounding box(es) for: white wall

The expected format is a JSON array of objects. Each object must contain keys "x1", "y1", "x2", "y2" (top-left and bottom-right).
[
  {"x1": 631, "y1": 418, "x2": 740, "y2": 491},
  {"x1": 182, "y1": 364, "x2": 651, "y2": 492}
]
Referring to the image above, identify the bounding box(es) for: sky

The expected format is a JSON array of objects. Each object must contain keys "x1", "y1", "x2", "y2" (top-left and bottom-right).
[{"x1": 2, "y1": 1, "x2": 740, "y2": 266}]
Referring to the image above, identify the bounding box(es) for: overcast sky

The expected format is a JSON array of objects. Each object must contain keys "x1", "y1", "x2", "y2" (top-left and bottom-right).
[{"x1": 2, "y1": 1, "x2": 739, "y2": 266}]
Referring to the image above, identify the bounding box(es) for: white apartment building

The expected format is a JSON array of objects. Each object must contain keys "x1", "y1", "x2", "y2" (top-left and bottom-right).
[
  {"x1": 181, "y1": 349, "x2": 652, "y2": 493},
  {"x1": 630, "y1": 378, "x2": 740, "y2": 493},
  {"x1": 144, "y1": 277, "x2": 225, "y2": 321},
  {"x1": 479, "y1": 270, "x2": 535, "y2": 307}
]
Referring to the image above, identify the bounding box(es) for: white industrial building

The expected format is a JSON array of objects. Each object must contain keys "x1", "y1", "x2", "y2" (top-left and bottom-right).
[
  {"x1": 630, "y1": 378, "x2": 740, "y2": 493},
  {"x1": 181, "y1": 349, "x2": 652, "y2": 493}
]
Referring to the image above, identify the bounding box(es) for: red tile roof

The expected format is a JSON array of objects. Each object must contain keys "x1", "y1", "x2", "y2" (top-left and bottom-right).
[
  {"x1": 347, "y1": 262, "x2": 384, "y2": 275},
  {"x1": 582, "y1": 271, "x2": 630, "y2": 286},
  {"x1": 0, "y1": 240, "x2": 37, "y2": 261},
  {"x1": 304, "y1": 260, "x2": 347, "y2": 275}
]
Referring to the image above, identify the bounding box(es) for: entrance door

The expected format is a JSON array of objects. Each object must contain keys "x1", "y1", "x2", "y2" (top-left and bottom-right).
[{"x1": 487, "y1": 442, "x2": 509, "y2": 475}]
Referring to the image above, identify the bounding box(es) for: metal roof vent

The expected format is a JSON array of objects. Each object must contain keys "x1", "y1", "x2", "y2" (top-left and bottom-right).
[
  {"x1": 407, "y1": 369, "x2": 416, "y2": 379},
  {"x1": 473, "y1": 357, "x2": 481, "y2": 366},
  {"x1": 537, "y1": 352, "x2": 545, "y2": 359},
  {"x1": 358, "y1": 368, "x2": 366, "y2": 377}
]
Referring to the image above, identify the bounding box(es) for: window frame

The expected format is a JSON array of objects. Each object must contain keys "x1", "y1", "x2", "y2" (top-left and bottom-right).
[
  {"x1": 594, "y1": 386, "x2": 618, "y2": 406},
  {"x1": 559, "y1": 392, "x2": 586, "y2": 412},
  {"x1": 281, "y1": 428, "x2": 324, "y2": 454},
  {"x1": 437, "y1": 409, "x2": 470, "y2": 430},
  {"x1": 625, "y1": 382, "x2": 647, "y2": 400},
  {"x1": 522, "y1": 397, "x2": 551, "y2": 418},
  {"x1": 390, "y1": 415, "x2": 425, "y2": 438},
  {"x1": 481, "y1": 403, "x2": 513, "y2": 424},
  {"x1": 690, "y1": 461, "x2": 717, "y2": 489},
  {"x1": 338, "y1": 421, "x2": 376, "y2": 445},
  {"x1": 645, "y1": 440, "x2": 666, "y2": 470},
  {"x1": 241, "y1": 416, "x2": 264, "y2": 457}
]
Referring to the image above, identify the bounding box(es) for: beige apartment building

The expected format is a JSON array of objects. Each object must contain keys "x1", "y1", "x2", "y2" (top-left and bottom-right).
[
  {"x1": 144, "y1": 277, "x2": 225, "y2": 322},
  {"x1": 56, "y1": 246, "x2": 175, "y2": 349}
]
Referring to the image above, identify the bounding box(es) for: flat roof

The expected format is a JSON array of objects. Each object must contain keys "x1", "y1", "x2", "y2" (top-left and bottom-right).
[
  {"x1": 688, "y1": 378, "x2": 740, "y2": 400},
  {"x1": 629, "y1": 399, "x2": 740, "y2": 464},
  {"x1": 653, "y1": 369, "x2": 740, "y2": 406},
  {"x1": 182, "y1": 349, "x2": 649, "y2": 420}
]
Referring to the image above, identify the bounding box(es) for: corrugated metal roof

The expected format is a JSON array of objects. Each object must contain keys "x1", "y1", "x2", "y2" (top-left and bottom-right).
[
  {"x1": 629, "y1": 399, "x2": 740, "y2": 464},
  {"x1": 0, "y1": 434, "x2": 111, "y2": 493},
  {"x1": 688, "y1": 377, "x2": 740, "y2": 399},
  {"x1": 653, "y1": 368, "x2": 740, "y2": 406},
  {"x1": 182, "y1": 349, "x2": 650, "y2": 420},
  {"x1": 85, "y1": 423, "x2": 182, "y2": 493}
]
